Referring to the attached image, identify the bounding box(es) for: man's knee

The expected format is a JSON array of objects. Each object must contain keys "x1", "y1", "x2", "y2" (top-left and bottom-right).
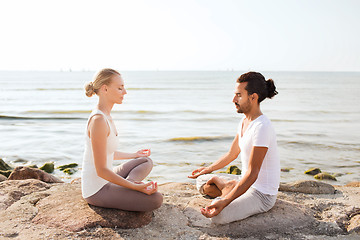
[{"x1": 211, "y1": 212, "x2": 228, "y2": 225}]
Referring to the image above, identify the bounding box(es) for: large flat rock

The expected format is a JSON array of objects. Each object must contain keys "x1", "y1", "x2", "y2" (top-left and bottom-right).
[
  {"x1": 31, "y1": 182, "x2": 153, "y2": 231},
  {"x1": 279, "y1": 180, "x2": 336, "y2": 194}
]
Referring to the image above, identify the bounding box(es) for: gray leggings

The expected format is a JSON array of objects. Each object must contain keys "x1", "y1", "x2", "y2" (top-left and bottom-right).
[
  {"x1": 211, "y1": 187, "x2": 277, "y2": 224},
  {"x1": 85, "y1": 157, "x2": 163, "y2": 212}
]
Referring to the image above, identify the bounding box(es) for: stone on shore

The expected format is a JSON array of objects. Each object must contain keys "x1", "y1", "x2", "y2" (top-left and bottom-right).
[
  {"x1": 39, "y1": 162, "x2": 54, "y2": 173},
  {"x1": 8, "y1": 166, "x2": 63, "y2": 183},
  {"x1": 0, "y1": 158, "x2": 12, "y2": 171},
  {"x1": 279, "y1": 180, "x2": 336, "y2": 194},
  {"x1": 0, "y1": 179, "x2": 51, "y2": 210},
  {"x1": 0, "y1": 170, "x2": 12, "y2": 178},
  {"x1": 0, "y1": 174, "x2": 7, "y2": 182},
  {"x1": 31, "y1": 181, "x2": 153, "y2": 231}
]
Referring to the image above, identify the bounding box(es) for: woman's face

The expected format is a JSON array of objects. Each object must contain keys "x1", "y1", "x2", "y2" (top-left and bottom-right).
[{"x1": 107, "y1": 74, "x2": 127, "y2": 104}]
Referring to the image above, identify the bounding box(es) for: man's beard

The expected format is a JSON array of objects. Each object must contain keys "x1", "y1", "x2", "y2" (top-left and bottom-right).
[{"x1": 235, "y1": 100, "x2": 251, "y2": 113}]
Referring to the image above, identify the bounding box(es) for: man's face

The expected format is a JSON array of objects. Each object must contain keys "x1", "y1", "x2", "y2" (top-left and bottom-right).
[{"x1": 232, "y1": 82, "x2": 252, "y2": 114}]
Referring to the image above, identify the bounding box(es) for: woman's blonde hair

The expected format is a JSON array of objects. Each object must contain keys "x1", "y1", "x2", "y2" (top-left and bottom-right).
[{"x1": 85, "y1": 68, "x2": 121, "y2": 97}]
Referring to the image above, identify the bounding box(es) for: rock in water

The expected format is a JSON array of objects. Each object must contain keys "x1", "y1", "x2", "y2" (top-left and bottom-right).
[
  {"x1": 304, "y1": 168, "x2": 321, "y2": 175},
  {"x1": 0, "y1": 170, "x2": 12, "y2": 178},
  {"x1": 279, "y1": 180, "x2": 336, "y2": 194},
  {"x1": 314, "y1": 173, "x2": 337, "y2": 181},
  {"x1": 226, "y1": 165, "x2": 241, "y2": 175},
  {"x1": 63, "y1": 168, "x2": 77, "y2": 175},
  {"x1": 57, "y1": 163, "x2": 78, "y2": 171},
  {"x1": 32, "y1": 182, "x2": 153, "y2": 231},
  {"x1": 39, "y1": 162, "x2": 54, "y2": 173},
  {"x1": 8, "y1": 166, "x2": 63, "y2": 183},
  {"x1": 0, "y1": 174, "x2": 7, "y2": 182},
  {"x1": 0, "y1": 158, "x2": 12, "y2": 171}
]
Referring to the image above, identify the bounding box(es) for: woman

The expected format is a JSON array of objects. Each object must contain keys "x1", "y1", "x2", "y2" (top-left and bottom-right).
[{"x1": 81, "y1": 68, "x2": 163, "y2": 211}]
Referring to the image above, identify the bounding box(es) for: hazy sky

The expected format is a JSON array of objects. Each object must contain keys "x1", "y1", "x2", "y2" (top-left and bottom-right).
[{"x1": 1, "y1": 0, "x2": 359, "y2": 71}]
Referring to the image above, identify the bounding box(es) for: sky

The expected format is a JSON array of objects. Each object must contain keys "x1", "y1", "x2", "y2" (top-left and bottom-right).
[{"x1": 0, "y1": 0, "x2": 359, "y2": 71}]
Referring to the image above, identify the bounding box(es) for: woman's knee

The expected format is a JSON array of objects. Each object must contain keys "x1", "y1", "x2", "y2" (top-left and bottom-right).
[
  {"x1": 137, "y1": 156, "x2": 153, "y2": 167},
  {"x1": 146, "y1": 192, "x2": 163, "y2": 211}
]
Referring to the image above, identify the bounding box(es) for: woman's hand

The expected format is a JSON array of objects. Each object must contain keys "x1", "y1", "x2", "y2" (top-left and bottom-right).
[
  {"x1": 200, "y1": 199, "x2": 228, "y2": 218},
  {"x1": 133, "y1": 181, "x2": 158, "y2": 195},
  {"x1": 135, "y1": 149, "x2": 151, "y2": 158},
  {"x1": 188, "y1": 167, "x2": 211, "y2": 179}
]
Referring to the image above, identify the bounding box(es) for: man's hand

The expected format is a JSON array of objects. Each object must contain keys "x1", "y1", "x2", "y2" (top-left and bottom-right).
[
  {"x1": 188, "y1": 167, "x2": 211, "y2": 179},
  {"x1": 200, "y1": 199, "x2": 228, "y2": 218}
]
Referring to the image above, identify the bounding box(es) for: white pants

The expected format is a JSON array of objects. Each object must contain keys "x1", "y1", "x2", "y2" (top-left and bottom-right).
[{"x1": 211, "y1": 187, "x2": 277, "y2": 225}]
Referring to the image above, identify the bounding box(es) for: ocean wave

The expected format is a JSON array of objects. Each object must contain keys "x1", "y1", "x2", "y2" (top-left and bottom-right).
[
  {"x1": 0, "y1": 115, "x2": 85, "y2": 120},
  {"x1": 278, "y1": 140, "x2": 360, "y2": 151},
  {"x1": 7, "y1": 88, "x2": 82, "y2": 91},
  {"x1": 23, "y1": 109, "x2": 215, "y2": 115},
  {"x1": 168, "y1": 136, "x2": 232, "y2": 142},
  {"x1": 26, "y1": 110, "x2": 91, "y2": 114}
]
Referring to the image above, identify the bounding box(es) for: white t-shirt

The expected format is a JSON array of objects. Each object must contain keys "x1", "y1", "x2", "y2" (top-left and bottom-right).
[{"x1": 238, "y1": 115, "x2": 280, "y2": 195}]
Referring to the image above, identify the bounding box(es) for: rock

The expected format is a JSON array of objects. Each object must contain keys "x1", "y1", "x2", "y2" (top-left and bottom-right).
[
  {"x1": 226, "y1": 165, "x2": 241, "y2": 175},
  {"x1": 31, "y1": 182, "x2": 153, "y2": 231},
  {"x1": 57, "y1": 163, "x2": 78, "y2": 171},
  {"x1": 13, "y1": 158, "x2": 28, "y2": 163},
  {"x1": 281, "y1": 168, "x2": 291, "y2": 172},
  {"x1": 63, "y1": 168, "x2": 77, "y2": 175},
  {"x1": 0, "y1": 174, "x2": 7, "y2": 182},
  {"x1": 314, "y1": 173, "x2": 337, "y2": 181},
  {"x1": 8, "y1": 166, "x2": 63, "y2": 183},
  {"x1": 305, "y1": 167, "x2": 321, "y2": 175},
  {"x1": 0, "y1": 179, "x2": 51, "y2": 210},
  {"x1": 27, "y1": 164, "x2": 38, "y2": 168},
  {"x1": 39, "y1": 162, "x2": 54, "y2": 173},
  {"x1": 279, "y1": 180, "x2": 336, "y2": 194},
  {"x1": 348, "y1": 214, "x2": 360, "y2": 233},
  {"x1": 0, "y1": 170, "x2": 12, "y2": 178},
  {"x1": 0, "y1": 158, "x2": 12, "y2": 171}
]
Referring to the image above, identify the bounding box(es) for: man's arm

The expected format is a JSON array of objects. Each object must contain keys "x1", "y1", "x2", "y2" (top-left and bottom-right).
[
  {"x1": 201, "y1": 146, "x2": 268, "y2": 217},
  {"x1": 188, "y1": 134, "x2": 240, "y2": 178}
]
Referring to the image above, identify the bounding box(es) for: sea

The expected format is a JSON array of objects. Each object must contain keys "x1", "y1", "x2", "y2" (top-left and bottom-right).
[{"x1": 1, "y1": 71, "x2": 359, "y2": 185}]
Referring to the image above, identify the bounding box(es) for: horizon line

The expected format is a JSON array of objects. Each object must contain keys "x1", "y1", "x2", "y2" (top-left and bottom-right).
[{"x1": 1, "y1": 69, "x2": 360, "y2": 73}]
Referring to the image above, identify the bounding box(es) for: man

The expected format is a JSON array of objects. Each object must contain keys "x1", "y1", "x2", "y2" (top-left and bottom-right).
[{"x1": 188, "y1": 72, "x2": 280, "y2": 224}]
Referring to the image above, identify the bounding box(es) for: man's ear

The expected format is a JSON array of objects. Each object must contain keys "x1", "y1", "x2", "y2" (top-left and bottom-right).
[{"x1": 251, "y1": 93, "x2": 259, "y2": 102}]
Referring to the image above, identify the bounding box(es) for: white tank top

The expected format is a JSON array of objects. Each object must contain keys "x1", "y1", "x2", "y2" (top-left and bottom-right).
[{"x1": 81, "y1": 109, "x2": 119, "y2": 198}]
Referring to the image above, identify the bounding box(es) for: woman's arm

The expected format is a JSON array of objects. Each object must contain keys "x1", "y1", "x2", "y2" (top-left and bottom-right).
[
  {"x1": 114, "y1": 149, "x2": 151, "y2": 160},
  {"x1": 89, "y1": 115, "x2": 156, "y2": 195}
]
